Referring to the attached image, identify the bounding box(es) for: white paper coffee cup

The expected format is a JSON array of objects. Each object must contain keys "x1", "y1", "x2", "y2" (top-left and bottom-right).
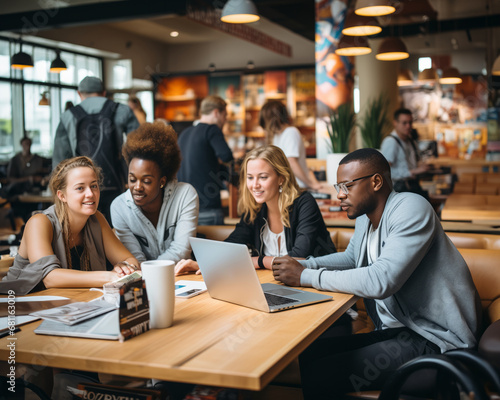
[{"x1": 141, "y1": 260, "x2": 175, "y2": 329}]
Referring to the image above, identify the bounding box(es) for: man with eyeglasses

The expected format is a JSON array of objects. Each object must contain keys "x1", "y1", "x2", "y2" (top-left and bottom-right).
[
  {"x1": 272, "y1": 148, "x2": 481, "y2": 399},
  {"x1": 380, "y1": 108, "x2": 429, "y2": 199}
]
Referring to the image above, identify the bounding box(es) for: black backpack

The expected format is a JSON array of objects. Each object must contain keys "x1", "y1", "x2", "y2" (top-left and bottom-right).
[{"x1": 70, "y1": 100, "x2": 126, "y2": 190}]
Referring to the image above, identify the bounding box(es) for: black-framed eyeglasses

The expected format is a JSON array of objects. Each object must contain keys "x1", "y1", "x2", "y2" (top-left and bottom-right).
[{"x1": 333, "y1": 173, "x2": 376, "y2": 195}]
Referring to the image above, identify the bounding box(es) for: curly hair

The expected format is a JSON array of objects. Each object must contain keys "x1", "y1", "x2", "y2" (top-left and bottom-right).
[
  {"x1": 238, "y1": 145, "x2": 301, "y2": 228},
  {"x1": 122, "y1": 122, "x2": 181, "y2": 183},
  {"x1": 49, "y1": 156, "x2": 102, "y2": 271}
]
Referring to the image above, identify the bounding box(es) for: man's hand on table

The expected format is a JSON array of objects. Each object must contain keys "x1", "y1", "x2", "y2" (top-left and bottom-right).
[{"x1": 272, "y1": 255, "x2": 305, "y2": 287}]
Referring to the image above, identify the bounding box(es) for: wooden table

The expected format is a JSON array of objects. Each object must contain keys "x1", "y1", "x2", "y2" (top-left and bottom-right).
[
  {"x1": 14, "y1": 193, "x2": 53, "y2": 204},
  {"x1": 441, "y1": 194, "x2": 500, "y2": 222},
  {"x1": 0, "y1": 272, "x2": 356, "y2": 391}
]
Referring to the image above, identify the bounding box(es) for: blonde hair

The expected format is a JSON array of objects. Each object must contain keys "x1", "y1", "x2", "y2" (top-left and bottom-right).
[
  {"x1": 238, "y1": 145, "x2": 301, "y2": 228},
  {"x1": 49, "y1": 156, "x2": 102, "y2": 271},
  {"x1": 200, "y1": 95, "x2": 226, "y2": 116}
]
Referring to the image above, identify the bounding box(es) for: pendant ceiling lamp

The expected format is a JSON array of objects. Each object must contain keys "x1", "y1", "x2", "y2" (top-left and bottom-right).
[
  {"x1": 11, "y1": 42, "x2": 34, "y2": 70},
  {"x1": 397, "y1": 69, "x2": 414, "y2": 86},
  {"x1": 39, "y1": 91, "x2": 50, "y2": 106},
  {"x1": 50, "y1": 51, "x2": 67, "y2": 73},
  {"x1": 492, "y1": 55, "x2": 500, "y2": 76},
  {"x1": 418, "y1": 67, "x2": 438, "y2": 83},
  {"x1": 342, "y1": 12, "x2": 381, "y2": 36},
  {"x1": 221, "y1": 0, "x2": 260, "y2": 24},
  {"x1": 335, "y1": 35, "x2": 371, "y2": 56},
  {"x1": 376, "y1": 37, "x2": 409, "y2": 61},
  {"x1": 439, "y1": 67, "x2": 462, "y2": 84},
  {"x1": 355, "y1": 0, "x2": 396, "y2": 17}
]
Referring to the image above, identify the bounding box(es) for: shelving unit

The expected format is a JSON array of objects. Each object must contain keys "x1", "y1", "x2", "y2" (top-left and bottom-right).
[{"x1": 153, "y1": 67, "x2": 317, "y2": 156}]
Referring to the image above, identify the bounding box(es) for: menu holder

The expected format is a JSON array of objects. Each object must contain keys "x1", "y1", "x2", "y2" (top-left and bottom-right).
[{"x1": 118, "y1": 279, "x2": 150, "y2": 342}]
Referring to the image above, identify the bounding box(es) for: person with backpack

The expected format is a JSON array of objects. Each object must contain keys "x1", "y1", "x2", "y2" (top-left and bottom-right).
[
  {"x1": 380, "y1": 108, "x2": 430, "y2": 200},
  {"x1": 53, "y1": 76, "x2": 139, "y2": 223}
]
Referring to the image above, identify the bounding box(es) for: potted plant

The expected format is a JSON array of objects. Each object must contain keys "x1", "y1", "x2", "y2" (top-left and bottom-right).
[
  {"x1": 325, "y1": 102, "x2": 356, "y2": 153},
  {"x1": 359, "y1": 94, "x2": 390, "y2": 149},
  {"x1": 325, "y1": 102, "x2": 356, "y2": 185}
]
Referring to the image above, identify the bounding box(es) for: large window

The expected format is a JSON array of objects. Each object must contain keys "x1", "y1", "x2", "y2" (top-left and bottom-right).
[
  {"x1": 0, "y1": 37, "x2": 103, "y2": 162},
  {"x1": 0, "y1": 82, "x2": 12, "y2": 158}
]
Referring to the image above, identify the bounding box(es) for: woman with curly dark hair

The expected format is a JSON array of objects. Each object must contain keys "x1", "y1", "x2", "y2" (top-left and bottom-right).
[{"x1": 110, "y1": 122, "x2": 199, "y2": 263}]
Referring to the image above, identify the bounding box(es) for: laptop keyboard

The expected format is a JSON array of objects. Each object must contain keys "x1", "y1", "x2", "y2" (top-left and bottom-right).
[{"x1": 264, "y1": 292, "x2": 299, "y2": 307}]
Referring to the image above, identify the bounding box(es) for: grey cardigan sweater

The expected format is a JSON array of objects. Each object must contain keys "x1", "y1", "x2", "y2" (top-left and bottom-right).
[
  {"x1": 110, "y1": 181, "x2": 199, "y2": 263},
  {"x1": 300, "y1": 191, "x2": 482, "y2": 353}
]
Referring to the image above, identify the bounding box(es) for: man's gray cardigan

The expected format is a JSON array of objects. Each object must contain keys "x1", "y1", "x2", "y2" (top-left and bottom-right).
[{"x1": 300, "y1": 191, "x2": 482, "y2": 353}]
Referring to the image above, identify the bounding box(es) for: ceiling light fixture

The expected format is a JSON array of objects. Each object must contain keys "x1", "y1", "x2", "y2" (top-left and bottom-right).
[
  {"x1": 418, "y1": 67, "x2": 438, "y2": 83},
  {"x1": 335, "y1": 35, "x2": 372, "y2": 56},
  {"x1": 397, "y1": 69, "x2": 414, "y2": 86},
  {"x1": 208, "y1": 63, "x2": 216, "y2": 72},
  {"x1": 376, "y1": 37, "x2": 409, "y2": 61},
  {"x1": 39, "y1": 91, "x2": 50, "y2": 106},
  {"x1": 342, "y1": 12, "x2": 381, "y2": 36},
  {"x1": 439, "y1": 67, "x2": 462, "y2": 84},
  {"x1": 49, "y1": 50, "x2": 67, "y2": 73},
  {"x1": 355, "y1": 0, "x2": 396, "y2": 16},
  {"x1": 221, "y1": 0, "x2": 260, "y2": 24},
  {"x1": 492, "y1": 55, "x2": 500, "y2": 76},
  {"x1": 11, "y1": 41, "x2": 34, "y2": 70},
  {"x1": 247, "y1": 60, "x2": 255, "y2": 69},
  {"x1": 170, "y1": 31, "x2": 179, "y2": 38}
]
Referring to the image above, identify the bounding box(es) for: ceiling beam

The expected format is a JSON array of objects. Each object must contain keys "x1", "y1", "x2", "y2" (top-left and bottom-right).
[
  {"x1": 0, "y1": 0, "x2": 187, "y2": 33},
  {"x1": 378, "y1": 14, "x2": 500, "y2": 38}
]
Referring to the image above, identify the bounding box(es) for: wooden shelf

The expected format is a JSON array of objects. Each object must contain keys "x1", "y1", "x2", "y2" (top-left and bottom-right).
[
  {"x1": 245, "y1": 131, "x2": 265, "y2": 138},
  {"x1": 156, "y1": 95, "x2": 196, "y2": 102}
]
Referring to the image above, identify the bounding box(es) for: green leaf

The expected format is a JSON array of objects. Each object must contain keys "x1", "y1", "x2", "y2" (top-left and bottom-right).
[
  {"x1": 359, "y1": 93, "x2": 390, "y2": 149},
  {"x1": 325, "y1": 102, "x2": 356, "y2": 153}
]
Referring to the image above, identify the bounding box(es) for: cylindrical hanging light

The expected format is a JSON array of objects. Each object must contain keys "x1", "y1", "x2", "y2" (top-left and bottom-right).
[
  {"x1": 355, "y1": 0, "x2": 396, "y2": 16},
  {"x1": 11, "y1": 41, "x2": 34, "y2": 70},
  {"x1": 397, "y1": 69, "x2": 414, "y2": 86},
  {"x1": 50, "y1": 50, "x2": 67, "y2": 73},
  {"x1": 492, "y1": 56, "x2": 500, "y2": 76},
  {"x1": 418, "y1": 67, "x2": 438, "y2": 83},
  {"x1": 342, "y1": 12, "x2": 381, "y2": 36},
  {"x1": 335, "y1": 35, "x2": 371, "y2": 56},
  {"x1": 221, "y1": 0, "x2": 260, "y2": 23},
  {"x1": 439, "y1": 67, "x2": 462, "y2": 84},
  {"x1": 376, "y1": 37, "x2": 409, "y2": 61}
]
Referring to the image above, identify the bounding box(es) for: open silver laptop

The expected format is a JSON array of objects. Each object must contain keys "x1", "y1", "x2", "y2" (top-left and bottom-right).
[{"x1": 189, "y1": 237, "x2": 332, "y2": 312}]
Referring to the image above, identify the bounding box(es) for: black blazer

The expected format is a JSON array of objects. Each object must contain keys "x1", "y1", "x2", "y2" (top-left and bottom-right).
[{"x1": 225, "y1": 191, "x2": 336, "y2": 258}]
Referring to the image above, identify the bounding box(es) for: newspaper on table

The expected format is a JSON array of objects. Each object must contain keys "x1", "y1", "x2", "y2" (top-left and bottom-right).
[{"x1": 30, "y1": 300, "x2": 116, "y2": 326}]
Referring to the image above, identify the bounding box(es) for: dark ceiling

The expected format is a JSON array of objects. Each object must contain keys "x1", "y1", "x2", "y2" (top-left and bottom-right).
[
  {"x1": 0, "y1": 0, "x2": 316, "y2": 40},
  {"x1": 0, "y1": 0, "x2": 499, "y2": 45}
]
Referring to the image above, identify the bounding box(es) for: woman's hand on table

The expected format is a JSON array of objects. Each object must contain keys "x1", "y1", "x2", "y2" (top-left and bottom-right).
[
  {"x1": 113, "y1": 260, "x2": 140, "y2": 277},
  {"x1": 175, "y1": 259, "x2": 201, "y2": 276}
]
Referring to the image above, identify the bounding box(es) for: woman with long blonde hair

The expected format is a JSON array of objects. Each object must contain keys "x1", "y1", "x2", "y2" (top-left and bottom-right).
[
  {"x1": 175, "y1": 145, "x2": 336, "y2": 275},
  {"x1": 0, "y1": 156, "x2": 138, "y2": 294}
]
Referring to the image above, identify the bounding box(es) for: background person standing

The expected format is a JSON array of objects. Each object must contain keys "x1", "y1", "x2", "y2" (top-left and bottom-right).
[
  {"x1": 380, "y1": 108, "x2": 429, "y2": 198},
  {"x1": 177, "y1": 96, "x2": 234, "y2": 226},
  {"x1": 52, "y1": 76, "x2": 139, "y2": 223}
]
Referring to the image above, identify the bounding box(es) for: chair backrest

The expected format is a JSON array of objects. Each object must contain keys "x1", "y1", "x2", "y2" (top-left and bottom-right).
[
  {"x1": 458, "y1": 248, "x2": 500, "y2": 323},
  {"x1": 196, "y1": 225, "x2": 235, "y2": 242}
]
